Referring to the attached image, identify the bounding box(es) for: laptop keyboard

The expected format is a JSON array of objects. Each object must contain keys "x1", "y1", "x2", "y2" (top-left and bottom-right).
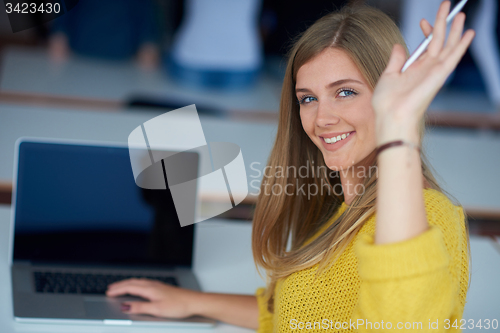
[{"x1": 33, "y1": 272, "x2": 178, "y2": 295}]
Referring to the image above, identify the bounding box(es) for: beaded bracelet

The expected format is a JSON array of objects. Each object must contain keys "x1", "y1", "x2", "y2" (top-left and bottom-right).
[{"x1": 375, "y1": 140, "x2": 421, "y2": 157}]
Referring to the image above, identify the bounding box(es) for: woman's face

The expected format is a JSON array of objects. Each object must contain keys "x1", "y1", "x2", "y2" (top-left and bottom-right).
[{"x1": 296, "y1": 47, "x2": 377, "y2": 172}]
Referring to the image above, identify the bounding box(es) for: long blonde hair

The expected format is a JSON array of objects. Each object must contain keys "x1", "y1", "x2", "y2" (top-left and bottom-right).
[{"x1": 251, "y1": 4, "x2": 470, "y2": 313}]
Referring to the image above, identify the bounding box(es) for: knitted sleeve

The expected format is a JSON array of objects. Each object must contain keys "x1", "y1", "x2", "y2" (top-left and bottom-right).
[
  {"x1": 352, "y1": 190, "x2": 470, "y2": 332},
  {"x1": 256, "y1": 287, "x2": 274, "y2": 333}
]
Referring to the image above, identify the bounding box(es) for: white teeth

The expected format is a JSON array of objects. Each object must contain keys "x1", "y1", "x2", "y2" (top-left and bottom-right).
[{"x1": 324, "y1": 132, "x2": 352, "y2": 144}]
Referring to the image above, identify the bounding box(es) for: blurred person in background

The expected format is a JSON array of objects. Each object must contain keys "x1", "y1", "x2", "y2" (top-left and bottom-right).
[
  {"x1": 48, "y1": 0, "x2": 161, "y2": 70},
  {"x1": 166, "y1": 0, "x2": 263, "y2": 89},
  {"x1": 166, "y1": 0, "x2": 354, "y2": 89}
]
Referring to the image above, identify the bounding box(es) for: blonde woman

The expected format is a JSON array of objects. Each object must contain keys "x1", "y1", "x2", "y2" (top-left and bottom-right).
[{"x1": 106, "y1": 2, "x2": 474, "y2": 331}]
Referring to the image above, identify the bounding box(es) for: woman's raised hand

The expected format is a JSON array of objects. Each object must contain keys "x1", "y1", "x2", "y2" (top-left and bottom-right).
[
  {"x1": 372, "y1": 0, "x2": 475, "y2": 143},
  {"x1": 106, "y1": 278, "x2": 200, "y2": 318}
]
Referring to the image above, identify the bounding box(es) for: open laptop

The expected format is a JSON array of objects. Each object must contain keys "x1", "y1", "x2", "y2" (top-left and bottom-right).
[{"x1": 9, "y1": 137, "x2": 215, "y2": 327}]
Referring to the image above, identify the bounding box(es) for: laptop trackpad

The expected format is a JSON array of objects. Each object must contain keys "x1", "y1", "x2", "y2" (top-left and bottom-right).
[{"x1": 84, "y1": 299, "x2": 130, "y2": 320}]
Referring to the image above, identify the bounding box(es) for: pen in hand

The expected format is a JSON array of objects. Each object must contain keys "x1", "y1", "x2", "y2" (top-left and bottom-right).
[{"x1": 401, "y1": 0, "x2": 469, "y2": 72}]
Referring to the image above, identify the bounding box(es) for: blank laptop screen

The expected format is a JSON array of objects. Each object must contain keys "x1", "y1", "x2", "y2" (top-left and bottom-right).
[{"x1": 13, "y1": 141, "x2": 195, "y2": 268}]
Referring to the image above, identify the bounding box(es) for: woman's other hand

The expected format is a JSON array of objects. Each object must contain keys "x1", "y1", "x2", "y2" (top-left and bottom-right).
[
  {"x1": 106, "y1": 278, "x2": 260, "y2": 329},
  {"x1": 372, "y1": 0, "x2": 475, "y2": 144},
  {"x1": 106, "y1": 278, "x2": 199, "y2": 318}
]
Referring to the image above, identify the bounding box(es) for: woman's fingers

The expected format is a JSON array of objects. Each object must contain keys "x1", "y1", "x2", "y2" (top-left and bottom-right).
[
  {"x1": 107, "y1": 278, "x2": 161, "y2": 291},
  {"x1": 122, "y1": 301, "x2": 162, "y2": 317},
  {"x1": 420, "y1": 18, "x2": 433, "y2": 38},
  {"x1": 106, "y1": 278, "x2": 145, "y2": 294},
  {"x1": 445, "y1": 29, "x2": 476, "y2": 71},
  {"x1": 384, "y1": 43, "x2": 407, "y2": 74},
  {"x1": 428, "y1": 0, "x2": 451, "y2": 57},
  {"x1": 412, "y1": 3, "x2": 471, "y2": 75},
  {"x1": 443, "y1": 12, "x2": 466, "y2": 55},
  {"x1": 106, "y1": 283, "x2": 152, "y2": 299},
  {"x1": 106, "y1": 278, "x2": 163, "y2": 300}
]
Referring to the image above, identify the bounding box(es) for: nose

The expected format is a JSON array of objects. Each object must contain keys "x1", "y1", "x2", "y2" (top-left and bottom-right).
[{"x1": 315, "y1": 100, "x2": 340, "y2": 128}]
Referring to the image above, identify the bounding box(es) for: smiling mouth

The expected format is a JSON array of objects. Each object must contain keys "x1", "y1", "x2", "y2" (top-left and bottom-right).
[{"x1": 321, "y1": 132, "x2": 353, "y2": 144}]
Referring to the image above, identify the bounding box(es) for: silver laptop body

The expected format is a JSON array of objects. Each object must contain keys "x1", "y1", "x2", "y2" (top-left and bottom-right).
[{"x1": 9, "y1": 137, "x2": 215, "y2": 327}]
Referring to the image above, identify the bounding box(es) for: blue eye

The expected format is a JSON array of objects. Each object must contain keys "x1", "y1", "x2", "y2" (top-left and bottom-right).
[
  {"x1": 298, "y1": 95, "x2": 317, "y2": 105},
  {"x1": 338, "y1": 88, "x2": 357, "y2": 98}
]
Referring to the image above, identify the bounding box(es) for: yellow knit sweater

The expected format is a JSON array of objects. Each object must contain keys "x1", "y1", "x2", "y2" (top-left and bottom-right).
[{"x1": 255, "y1": 188, "x2": 470, "y2": 332}]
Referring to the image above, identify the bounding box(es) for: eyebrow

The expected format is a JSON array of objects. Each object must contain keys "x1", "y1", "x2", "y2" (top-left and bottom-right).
[{"x1": 295, "y1": 79, "x2": 364, "y2": 94}]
